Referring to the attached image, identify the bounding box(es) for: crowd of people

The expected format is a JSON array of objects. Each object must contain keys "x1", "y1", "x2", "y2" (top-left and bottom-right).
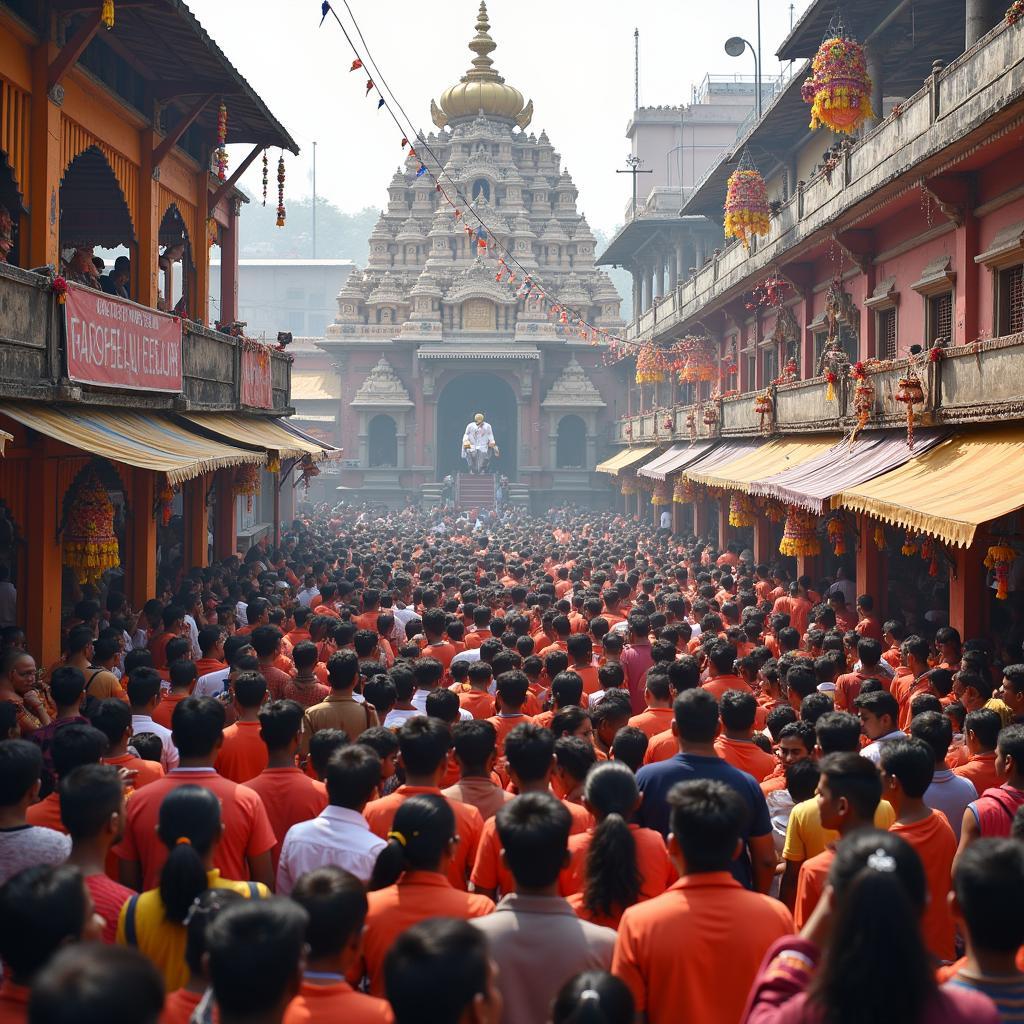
[{"x1": 0, "y1": 502, "x2": 1023, "y2": 1024}]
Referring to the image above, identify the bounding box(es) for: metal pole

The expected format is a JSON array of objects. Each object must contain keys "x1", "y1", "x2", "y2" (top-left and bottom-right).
[
  {"x1": 756, "y1": 0, "x2": 762, "y2": 120},
  {"x1": 634, "y1": 28, "x2": 639, "y2": 111},
  {"x1": 312, "y1": 140, "x2": 317, "y2": 259}
]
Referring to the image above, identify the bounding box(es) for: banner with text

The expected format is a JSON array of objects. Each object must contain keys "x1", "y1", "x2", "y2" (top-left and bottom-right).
[
  {"x1": 64, "y1": 283, "x2": 183, "y2": 392},
  {"x1": 241, "y1": 345, "x2": 273, "y2": 409}
]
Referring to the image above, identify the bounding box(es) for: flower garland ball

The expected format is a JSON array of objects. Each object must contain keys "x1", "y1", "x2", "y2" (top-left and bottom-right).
[
  {"x1": 724, "y1": 168, "x2": 770, "y2": 250},
  {"x1": 233, "y1": 463, "x2": 262, "y2": 513},
  {"x1": 101, "y1": 0, "x2": 114, "y2": 29},
  {"x1": 63, "y1": 472, "x2": 120, "y2": 585},
  {"x1": 276, "y1": 155, "x2": 287, "y2": 228},
  {"x1": 985, "y1": 541, "x2": 1017, "y2": 600},
  {"x1": 895, "y1": 371, "x2": 926, "y2": 448},
  {"x1": 652, "y1": 481, "x2": 672, "y2": 506},
  {"x1": 802, "y1": 36, "x2": 875, "y2": 135},
  {"x1": 827, "y1": 515, "x2": 846, "y2": 556},
  {"x1": 635, "y1": 344, "x2": 667, "y2": 384},
  {"x1": 728, "y1": 493, "x2": 756, "y2": 528},
  {"x1": 261, "y1": 151, "x2": 269, "y2": 207},
  {"x1": 779, "y1": 507, "x2": 820, "y2": 557},
  {"x1": 216, "y1": 102, "x2": 229, "y2": 182}
]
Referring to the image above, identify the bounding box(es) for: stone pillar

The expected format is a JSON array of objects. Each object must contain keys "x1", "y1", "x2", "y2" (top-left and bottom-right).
[
  {"x1": 640, "y1": 268, "x2": 650, "y2": 312},
  {"x1": 130, "y1": 468, "x2": 157, "y2": 613},
  {"x1": 753, "y1": 518, "x2": 774, "y2": 564},
  {"x1": 396, "y1": 413, "x2": 408, "y2": 469},
  {"x1": 25, "y1": 441, "x2": 61, "y2": 668},
  {"x1": 955, "y1": 211, "x2": 979, "y2": 345},
  {"x1": 693, "y1": 499, "x2": 710, "y2": 541},
  {"x1": 668, "y1": 253, "x2": 678, "y2": 290},
  {"x1": 966, "y1": 0, "x2": 997, "y2": 48},
  {"x1": 655, "y1": 256, "x2": 665, "y2": 300},
  {"x1": 950, "y1": 543, "x2": 987, "y2": 639},
  {"x1": 865, "y1": 40, "x2": 885, "y2": 129},
  {"x1": 184, "y1": 475, "x2": 209, "y2": 569},
  {"x1": 631, "y1": 272, "x2": 642, "y2": 318},
  {"x1": 855, "y1": 516, "x2": 886, "y2": 613},
  {"x1": 218, "y1": 200, "x2": 240, "y2": 323},
  {"x1": 717, "y1": 498, "x2": 731, "y2": 550}
]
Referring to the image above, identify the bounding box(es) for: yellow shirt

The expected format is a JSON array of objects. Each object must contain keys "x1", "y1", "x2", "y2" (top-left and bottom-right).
[
  {"x1": 116, "y1": 869, "x2": 268, "y2": 991},
  {"x1": 782, "y1": 799, "x2": 895, "y2": 862}
]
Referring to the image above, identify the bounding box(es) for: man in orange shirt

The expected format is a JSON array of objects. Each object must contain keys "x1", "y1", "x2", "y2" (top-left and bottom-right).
[
  {"x1": 26, "y1": 723, "x2": 107, "y2": 833},
  {"x1": 353, "y1": 589, "x2": 383, "y2": 633},
  {"x1": 286, "y1": 866, "x2": 393, "y2": 1023},
  {"x1": 90, "y1": 699, "x2": 165, "y2": 789},
  {"x1": 954, "y1": 708, "x2": 1002, "y2": 796},
  {"x1": 116, "y1": 696, "x2": 276, "y2": 892},
  {"x1": 152, "y1": 659, "x2": 197, "y2": 729},
  {"x1": 419, "y1": 608, "x2": 457, "y2": 673},
  {"x1": 215, "y1": 671, "x2": 269, "y2": 784},
  {"x1": 793, "y1": 752, "x2": 882, "y2": 927},
  {"x1": 714, "y1": 691, "x2": 777, "y2": 783},
  {"x1": 244, "y1": 699, "x2": 327, "y2": 872},
  {"x1": 772, "y1": 583, "x2": 812, "y2": 638},
  {"x1": 147, "y1": 604, "x2": 184, "y2": 670},
  {"x1": 701, "y1": 641, "x2": 747, "y2": 702},
  {"x1": 612, "y1": 778, "x2": 793, "y2": 1024},
  {"x1": 363, "y1": 716, "x2": 483, "y2": 890},
  {"x1": 457, "y1": 662, "x2": 497, "y2": 720},
  {"x1": 834, "y1": 637, "x2": 890, "y2": 711},
  {"x1": 537, "y1": 615, "x2": 572, "y2": 659},
  {"x1": 880, "y1": 737, "x2": 958, "y2": 961},
  {"x1": 628, "y1": 671, "x2": 676, "y2": 739},
  {"x1": 566, "y1": 634, "x2": 600, "y2": 695},
  {"x1": 487, "y1": 671, "x2": 535, "y2": 760}
]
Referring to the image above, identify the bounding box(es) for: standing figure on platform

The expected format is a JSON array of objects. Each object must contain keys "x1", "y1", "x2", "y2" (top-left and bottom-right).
[{"x1": 462, "y1": 413, "x2": 499, "y2": 475}]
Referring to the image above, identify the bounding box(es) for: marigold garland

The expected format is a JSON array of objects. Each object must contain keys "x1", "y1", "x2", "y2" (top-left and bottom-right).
[
  {"x1": 234, "y1": 463, "x2": 262, "y2": 513},
  {"x1": 895, "y1": 370, "x2": 926, "y2": 448},
  {"x1": 101, "y1": 0, "x2": 114, "y2": 29},
  {"x1": 729, "y1": 493, "x2": 756, "y2": 527},
  {"x1": 636, "y1": 343, "x2": 668, "y2": 384},
  {"x1": 759, "y1": 497, "x2": 786, "y2": 523},
  {"x1": 298, "y1": 455, "x2": 320, "y2": 493},
  {"x1": 827, "y1": 515, "x2": 846, "y2": 556},
  {"x1": 216, "y1": 102, "x2": 229, "y2": 181},
  {"x1": 157, "y1": 479, "x2": 176, "y2": 528},
  {"x1": 51, "y1": 275, "x2": 68, "y2": 305},
  {"x1": 724, "y1": 168, "x2": 770, "y2": 250},
  {"x1": 673, "y1": 477, "x2": 698, "y2": 504},
  {"x1": 1006, "y1": 0, "x2": 1024, "y2": 24},
  {"x1": 262, "y1": 151, "x2": 269, "y2": 207},
  {"x1": 985, "y1": 540, "x2": 1017, "y2": 600},
  {"x1": 63, "y1": 472, "x2": 120, "y2": 585},
  {"x1": 901, "y1": 532, "x2": 919, "y2": 557},
  {"x1": 873, "y1": 524, "x2": 887, "y2": 551},
  {"x1": 276, "y1": 154, "x2": 287, "y2": 228},
  {"x1": 801, "y1": 36, "x2": 875, "y2": 135},
  {"x1": 779, "y1": 507, "x2": 820, "y2": 557},
  {"x1": 677, "y1": 336, "x2": 717, "y2": 383},
  {"x1": 753, "y1": 389, "x2": 773, "y2": 433},
  {"x1": 620, "y1": 477, "x2": 637, "y2": 497},
  {"x1": 850, "y1": 362, "x2": 875, "y2": 441},
  {"x1": 652, "y1": 481, "x2": 672, "y2": 506}
]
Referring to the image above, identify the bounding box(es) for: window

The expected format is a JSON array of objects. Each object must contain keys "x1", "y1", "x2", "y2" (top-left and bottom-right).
[
  {"x1": 368, "y1": 415, "x2": 398, "y2": 468},
  {"x1": 745, "y1": 354, "x2": 756, "y2": 390},
  {"x1": 761, "y1": 346, "x2": 777, "y2": 386},
  {"x1": 1001, "y1": 265, "x2": 1024, "y2": 336},
  {"x1": 876, "y1": 308, "x2": 897, "y2": 361},
  {"x1": 556, "y1": 415, "x2": 587, "y2": 469},
  {"x1": 927, "y1": 292, "x2": 953, "y2": 346}
]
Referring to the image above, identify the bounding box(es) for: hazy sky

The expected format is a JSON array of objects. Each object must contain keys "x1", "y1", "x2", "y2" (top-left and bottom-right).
[{"x1": 193, "y1": 0, "x2": 809, "y2": 238}]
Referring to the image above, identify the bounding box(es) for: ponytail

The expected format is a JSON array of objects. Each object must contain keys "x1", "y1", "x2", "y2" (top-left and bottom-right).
[
  {"x1": 157, "y1": 785, "x2": 222, "y2": 924},
  {"x1": 581, "y1": 761, "x2": 641, "y2": 918},
  {"x1": 369, "y1": 793, "x2": 455, "y2": 891},
  {"x1": 552, "y1": 971, "x2": 634, "y2": 1024}
]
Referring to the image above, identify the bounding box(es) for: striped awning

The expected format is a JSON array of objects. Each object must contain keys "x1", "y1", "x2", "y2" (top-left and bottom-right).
[
  {"x1": 637, "y1": 441, "x2": 718, "y2": 481},
  {"x1": 685, "y1": 435, "x2": 836, "y2": 492},
  {"x1": 596, "y1": 445, "x2": 660, "y2": 475},
  {"x1": 180, "y1": 413, "x2": 331, "y2": 461}
]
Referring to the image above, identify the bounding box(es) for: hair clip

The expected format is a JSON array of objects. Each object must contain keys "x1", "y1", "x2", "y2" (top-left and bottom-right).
[
  {"x1": 175, "y1": 836, "x2": 192, "y2": 846},
  {"x1": 866, "y1": 848, "x2": 897, "y2": 873},
  {"x1": 386, "y1": 830, "x2": 407, "y2": 846},
  {"x1": 579, "y1": 990, "x2": 601, "y2": 1003}
]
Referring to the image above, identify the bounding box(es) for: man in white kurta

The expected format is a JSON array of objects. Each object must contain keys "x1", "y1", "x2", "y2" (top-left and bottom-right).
[{"x1": 462, "y1": 413, "x2": 498, "y2": 474}]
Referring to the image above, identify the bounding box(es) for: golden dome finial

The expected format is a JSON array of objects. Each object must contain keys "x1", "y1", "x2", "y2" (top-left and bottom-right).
[{"x1": 431, "y1": 1, "x2": 533, "y2": 129}]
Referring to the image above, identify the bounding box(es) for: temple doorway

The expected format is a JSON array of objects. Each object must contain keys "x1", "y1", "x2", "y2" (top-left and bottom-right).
[{"x1": 436, "y1": 373, "x2": 518, "y2": 480}]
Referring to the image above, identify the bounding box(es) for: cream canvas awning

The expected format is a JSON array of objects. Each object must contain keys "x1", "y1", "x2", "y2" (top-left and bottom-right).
[
  {"x1": 685, "y1": 436, "x2": 836, "y2": 492},
  {"x1": 181, "y1": 413, "x2": 332, "y2": 461},
  {"x1": 637, "y1": 441, "x2": 718, "y2": 481},
  {"x1": 596, "y1": 445, "x2": 660, "y2": 476},
  {"x1": 1, "y1": 404, "x2": 262, "y2": 485}
]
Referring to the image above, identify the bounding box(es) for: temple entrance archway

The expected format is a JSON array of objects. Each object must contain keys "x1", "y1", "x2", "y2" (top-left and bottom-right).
[{"x1": 436, "y1": 373, "x2": 517, "y2": 480}]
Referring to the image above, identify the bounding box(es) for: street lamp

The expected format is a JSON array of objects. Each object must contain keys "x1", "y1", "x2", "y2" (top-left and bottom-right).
[{"x1": 725, "y1": 35, "x2": 762, "y2": 121}]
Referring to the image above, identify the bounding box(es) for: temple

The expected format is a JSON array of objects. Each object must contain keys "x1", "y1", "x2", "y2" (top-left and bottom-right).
[{"x1": 315, "y1": 2, "x2": 623, "y2": 509}]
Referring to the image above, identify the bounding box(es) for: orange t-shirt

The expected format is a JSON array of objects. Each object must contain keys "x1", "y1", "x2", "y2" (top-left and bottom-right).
[
  {"x1": 471, "y1": 796, "x2": 591, "y2": 897},
  {"x1": 713, "y1": 736, "x2": 777, "y2": 783},
  {"x1": 643, "y1": 730, "x2": 679, "y2": 765},
  {"x1": 361, "y1": 872, "x2": 493, "y2": 995},
  {"x1": 284, "y1": 980, "x2": 392, "y2": 1024},
  {"x1": 889, "y1": 810, "x2": 957, "y2": 961},
  {"x1": 25, "y1": 791, "x2": 64, "y2": 832},
  {"x1": 953, "y1": 753, "x2": 999, "y2": 796},
  {"x1": 151, "y1": 693, "x2": 190, "y2": 730},
  {"x1": 353, "y1": 611, "x2": 381, "y2": 632},
  {"x1": 242, "y1": 767, "x2": 328, "y2": 872},
  {"x1": 702, "y1": 675, "x2": 752, "y2": 702},
  {"x1": 612, "y1": 872, "x2": 794, "y2": 1024},
  {"x1": 103, "y1": 753, "x2": 165, "y2": 789},
  {"x1": 486, "y1": 713, "x2": 535, "y2": 757},
  {"x1": 215, "y1": 721, "x2": 269, "y2": 784},
  {"x1": 759, "y1": 764, "x2": 788, "y2": 795},
  {"x1": 364, "y1": 785, "x2": 483, "y2": 891},
  {"x1": 573, "y1": 664, "x2": 602, "y2": 696},
  {"x1": 463, "y1": 629, "x2": 492, "y2": 651},
  {"x1": 793, "y1": 846, "x2": 835, "y2": 928},
  {"x1": 159, "y1": 988, "x2": 202, "y2": 1024},
  {"x1": 628, "y1": 708, "x2": 675, "y2": 739},
  {"x1": 458, "y1": 690, "x2": 496, "y2": 720},
  {"x1": 421, "y1": 641, "x2": 457, "y2": 673},
  {"x1": 116, "y1": 769, "x2": 275, "y2": 890}
]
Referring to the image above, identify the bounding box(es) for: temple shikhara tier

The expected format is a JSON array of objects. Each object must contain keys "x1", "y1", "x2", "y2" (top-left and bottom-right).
[{"x1": 315, "y1": 2, "x2": 623, "y2": 509}]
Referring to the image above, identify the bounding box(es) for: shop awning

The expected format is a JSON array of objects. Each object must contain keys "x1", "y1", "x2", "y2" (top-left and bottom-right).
[
  {"x1": 679, "y1": 438, "x2": 767, "y2": 484},
  {"x1": 0, "y1": 404, "x2": 262, "y2": 485},
  {"x1": 180, "y1": 413, "x2": 333, "y2": 461},
  {"x1": 277, "y1": 420, "x2": 343, "y2": 457},
  {"x1": 685, "y1": 435, "x2": 836, "y2": 491},
  {"x1": 638, "y1": 441, "x2": 718, "y2": 481},
  {"x1": 596, "y1": 445, "x2": 660, "y2": 475},
  {"x1": 833, "y1": 426, "x2": 1024, "y2": 548},
  {"x1": 751, "y1": 430, "x2": 949, "y2": 514}
]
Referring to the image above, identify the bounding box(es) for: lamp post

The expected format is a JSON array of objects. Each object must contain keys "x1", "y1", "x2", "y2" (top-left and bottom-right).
[{"x1": 725, "y1": 35, "x2": 761, "y2": 120}]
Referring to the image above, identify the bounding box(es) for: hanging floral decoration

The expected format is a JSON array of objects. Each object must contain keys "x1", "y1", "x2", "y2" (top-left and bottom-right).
[
  {"x1": 673, "y1": 477, "x2": 698, "y2": 504},
  {"x1": 702, "y1": 403, "x2": 719, "y2": 429},
  {"x1": 215, "y1": 102, "x2": 229, "y2": 181},
  {"x1": 298, "y1": 455, "x2": 321, "y2": 493},
  {"x1": 780, "y1": 507, "x2": 821, "y2": 557},
  {"x1": 850, "y1": 362, "x2": 875, "y2": 441},
  {"x1": 685, "y1": 409, "x2": 697, "y2": 444},
  {"x1": 801, "y1": 34, "x2": 874, "y2": 135},
  {"x1": 267, "y1": 456, "x2": 281, "y2": 474},
  {"x1": 261, "y1": 151, "x2": 269, "y2": 206},
  {"x1": 985, "y1": 540, "x2": 1017, "y2": 600},
  {"x1": 156, "y1": 478, "x2": 177, "y2": 527},
  {"x1": 1006, "y1": 0, "x2": 1024, "y2": 24},
  {"x1": 919, "y1": 536, "x2": 940, "y2": 578},
  {"x1": 901, "y1": 532, "x2": 919, "y2": 557},
  {"x1": 758, "y1": 497, "x2": 786, "y2": 523},
  {"x1": 873, "y1": 524, "x2": 887, "y2": 551},
  {"x1": 51, "y1": 275, "x2": 68, "y2": 305},
  {"x1": 663, "y1": 413, "x2": 674, "y2": 431},
  {"x1": 724, "y1": 158, "x2": 771, "y2": 250},
  {"x1": 234, "y1": 463, "x2": 261, "y2": 512},
  {"x1": 824, "y1": 369, "x2": 839, "y2": 402},
  {"x1": 827, "y1": 514, "x2": 847, "y2": 556},
  {"x1": 652, "y1": 481, "x2": 672, "y2": 506},
  {"x1": 895, "y1": 369, "x2": 926, "y2": 448},
  {"x1": 729, "y1": 493, "x2": 756, "y2": 527},
  {"x1": 63, "y1": 472, "x2": 120, "y2": 585},
  {"x1": 635, "y1": 343, "x2": 668, "y2": 384},
  {"x1": 753, "y1": 389, "x2": 773, "y2": 433},
  {"x1": 624, "y1": 421, "x2": 634, "y2": 440},
  {"x1": 276, "y1": 154, "x2": 287, "y2": 228},
  {"x1": 101, "y1": 0, "x2": 114, "y2": 29},
  {"x1": 206, "y1": 217, "x2": 218, "y2": 249},
  {"x1": 747, "y1": 275, "x2": 789, "y2": 311},
  {"x1": 676, "y1": 335, "x2": 717, "y2": 383},
  {"x1": 620, "y1": 477, "x2": 637, "y2": 496}
]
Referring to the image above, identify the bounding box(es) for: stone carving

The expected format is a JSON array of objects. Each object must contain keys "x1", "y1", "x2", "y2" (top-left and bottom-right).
[
  {"x1": 541, "y1": 357, "x2": 606, "y2": 408},
  {"x1": 351, "y1": 358, "x2": 414, "y2": 408}
]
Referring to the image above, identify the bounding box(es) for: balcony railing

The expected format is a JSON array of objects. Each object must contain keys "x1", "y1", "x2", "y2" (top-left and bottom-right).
[{"x1": 0, "y1": 261, "x2": 293, "y2": 414}]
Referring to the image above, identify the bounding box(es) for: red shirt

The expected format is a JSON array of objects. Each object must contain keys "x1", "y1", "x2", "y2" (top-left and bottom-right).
[
  {"x1": 86, "y1": 872, "x2": 135, "y2": 944},
  {"x1": 243, "y1": 767, "x2": 328, "y2": 871},
  {"x1": 215, "y1": 721, "x2": 269, "y2": 783},
  {"x1": 160, "y1": 989, "x2": 202, "y2": 1024},
  {"x1": 151, "y1": 693, "x2": 190, "y2": 730},
  {"x1": 0, "y1": 981, "x2": 29, "y2": 1024},
  {"x1": 284, "y1": 979, "x2": 392, "y2": 1024},
  {"x1": 103, "y1": 753, "x2": 165, "y2": 789}
]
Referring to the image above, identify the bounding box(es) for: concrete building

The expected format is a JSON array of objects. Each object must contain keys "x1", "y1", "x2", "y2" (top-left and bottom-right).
[{"x1": 209, "y1": 258, "x2": 354, "y2": 339}]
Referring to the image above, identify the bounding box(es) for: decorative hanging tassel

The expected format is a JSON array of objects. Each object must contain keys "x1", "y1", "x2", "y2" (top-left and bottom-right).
[
  {"x1": 276, "y1": 154, "x2": 286, "y2": 227},
  {"x1": 873, "y1": 525, "x2": 887, "y2": 551},
  {"x1": 101, "y1": 0, "x2": 114, "y2": 29}
]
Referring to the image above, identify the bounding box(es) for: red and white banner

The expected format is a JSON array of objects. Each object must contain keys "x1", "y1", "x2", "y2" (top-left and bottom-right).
[
  {"x1": 64, "y1": 282, "x2": 183, "y2": 392},
  {"x1": 241, "y1": 345, "x2": 273, "y2": 409}
]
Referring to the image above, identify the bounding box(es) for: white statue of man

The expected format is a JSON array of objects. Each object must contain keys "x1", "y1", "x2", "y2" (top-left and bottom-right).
[{"x1": 462, "y1": 412, "x2": 498, "y2": 475}]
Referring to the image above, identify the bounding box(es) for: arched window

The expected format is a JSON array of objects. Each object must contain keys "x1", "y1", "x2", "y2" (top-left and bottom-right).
[
  {"x1": 556, "y1": 415, "x2": 587, "y2": 469},
  {"x1": 368, "y1": 414, "x2": 398, "y2": 468},
  {"x1": 472, "y1": 179, "x2": 491, "y2": 202}
]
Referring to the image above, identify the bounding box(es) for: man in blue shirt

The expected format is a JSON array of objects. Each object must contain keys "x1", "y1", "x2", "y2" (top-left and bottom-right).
[{"x1": 636, "y1": 687, "x2": 776, "y2": 892}]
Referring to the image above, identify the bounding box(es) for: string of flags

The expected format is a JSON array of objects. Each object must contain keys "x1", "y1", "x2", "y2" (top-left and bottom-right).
[{"x1": 317, "y1": 0, "x2": 646, "y2": 360}]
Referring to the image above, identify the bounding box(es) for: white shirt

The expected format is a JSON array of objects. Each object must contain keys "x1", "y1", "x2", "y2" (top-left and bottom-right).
[
  {"x1": 235, "y1": 601, "x2": 249, "y2": 627},
  {"x1": 462, "y1": 421, "x2": 495, "y2": 452},
  {"x1": 862, "y1": 729, "x2": 907, "y2": 765},
  {"x1": 131, "y1": 714, "x2": 179, "y2": 771},
  {"x1": 660, "y1": 511, "x2": 671, "y2": 529},
  {"x1": 411, "y1": 689, "x2": 472, "y2": 720},
  {"x1": 196, "y1": 667, "x2": 230, "y2": 698},
  {"x1": 297, "y1": 586, "x2": 320, "y2": 609},
  {"x1": 383, "y1": 708, "x2": 422, "y2": 729},
  {"x1": 277, "y1": 805, "x2": 387, "y2": 892},
  {"x1": 184, "y1": 614, "x2": 201, "y2": 660}
]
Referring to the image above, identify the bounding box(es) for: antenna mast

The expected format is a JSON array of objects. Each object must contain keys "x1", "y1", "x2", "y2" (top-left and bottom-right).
[{"x1": 634, "y1": 28, "x2": 639, "y2": 111}]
